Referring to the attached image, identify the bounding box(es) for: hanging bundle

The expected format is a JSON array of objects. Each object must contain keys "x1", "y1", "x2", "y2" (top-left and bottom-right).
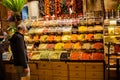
[
  {"x1": 55, "y1": 0, "x2": 62, "y2": 16},
  {"x1": 44, "y1": 0, "x2": 50, "y2": 15},
  {"x1": 50, "y1": 0, "x2": 55, "y2": 15},
  {"x1": 39, "y1": 0, "x2": 44, "y2": 16},
  {"x1": 66, "y1": 0, "x2": 76, "y2": 14},
  {"x1": 76, "y1": 0, "x2": 83, "y2": 13}
]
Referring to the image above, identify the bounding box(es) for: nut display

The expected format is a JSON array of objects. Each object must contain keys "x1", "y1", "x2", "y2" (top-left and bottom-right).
[
  {"x1": 40, "y1": 51, "x2": 50, "y2": 59},
  {"x1": 62, "y1": 35, "x2": 71, "y2": 42},
  {"x1": 78, "y1": 34, "x2": 85, "y2": 41},
  {"x1": 92, "y1": 53, "x2": 104, "y2": 60},
  {"x1": 73, "y1": 42, "x2": 81, "y2": 49},
  {"x1": 46, "y1": 44, "x2": 55, "y2": 49},
  {"x1": 85, "y1": 34, "x2": 94, "y2": 41},
  {"x1": 94, "y1": 34, "x2": 103, "y2": 40},
  {"x1": 92, "y1": 42, "x2": 103, "y2": 49},
  {"x1": 39, "y1": 44, "x2": 47, "y2": 49},
  {"x1": 47, "y1": 35, "x2": 55, "y2": 42},
  {"x1": 40, "y1": 35, "x2": 48, "y2": 42},
  {"x1": 78, "y1": 26, "x2": 87, "y2": 32},
  {"x1": 87, "y1": 26, "x2": 94, "y2": 32},
  {"x1": 82, "y1": 43, "x2": 91, "y2": 49},
  {"x1": 70, "y1": 52, "x2": 81, "y2": 60},
  {"x1": 94, "y1": 25, "x2": 103, "y2": 31},
  {"x1": 71, "y1": 34, "x2": 78, "y2": 41},
  {"x1": 54, "y1": 43, "x2": 64, "y2": 49},
  {"x1": 81, "y1": 53, "x2": 92, "y2": 60},
  {"x1": 64, "y1": 42, "x2": 73, "y2": 49},
  {"x1": 26, "y1": 17, "x2": 104, "y2": 61}
]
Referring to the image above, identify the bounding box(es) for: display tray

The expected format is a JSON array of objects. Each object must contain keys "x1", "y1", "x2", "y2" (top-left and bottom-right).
[{"x1": 28, "y1": 59, "x2": 105, "y2": 63}]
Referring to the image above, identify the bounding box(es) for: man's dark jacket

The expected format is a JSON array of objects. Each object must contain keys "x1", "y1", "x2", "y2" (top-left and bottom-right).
[
  {"x1": 0, "y1": 41, "x2": 9, "y2": 80},
  {"x1": 10, "y1": 32, "x2": 28, "y2": 68},
  {"x1": 0, "y1": 43, "x2": 5, "y2": 80}
]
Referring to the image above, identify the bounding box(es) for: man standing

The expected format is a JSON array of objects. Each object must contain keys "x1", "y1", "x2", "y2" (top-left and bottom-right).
[
  {"x1": 0, "y1": 29, "x2": 4, "y2": 80},
  {"x1": 0, "y1": 43, "x2": 5, "y2": 80},
  {"x1": 10, "y1": 24, "x2": 30, "y2": 80}
]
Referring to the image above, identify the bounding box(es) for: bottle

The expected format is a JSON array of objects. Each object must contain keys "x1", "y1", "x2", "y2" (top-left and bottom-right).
[
  {"x1": 109, "y1": 9, "x2": 116, "y2": 26},
  {"x1": 104, "y1": 9, "x2": 110, "y2": 25},
  {"x1": 116, "y1": 9, "x2": 120, "y2": 26}
]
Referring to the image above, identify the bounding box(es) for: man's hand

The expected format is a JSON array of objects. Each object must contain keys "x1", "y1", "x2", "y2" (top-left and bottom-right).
[{"x1": 24, "y1": 68, "x2": 29, "y2": 73}]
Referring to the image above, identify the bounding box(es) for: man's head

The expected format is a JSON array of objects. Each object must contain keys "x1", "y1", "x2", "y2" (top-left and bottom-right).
[{"x1": 17, "y1": 24, "x2": 27, "y2": 35}]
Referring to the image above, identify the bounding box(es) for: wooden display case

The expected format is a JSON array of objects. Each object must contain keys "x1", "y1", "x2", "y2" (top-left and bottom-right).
[{"x1": 3, "y1": 60, "x2": 105, "y2": 80}]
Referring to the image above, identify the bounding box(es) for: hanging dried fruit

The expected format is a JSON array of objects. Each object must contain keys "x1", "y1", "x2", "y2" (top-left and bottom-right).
[
  {"x1": 44, "y1": 0, "x2": 50, "y2": 15},
  {"x1": 55, "y1": 0, "x2": 61, "y2": 16},
  {"x1": 76, "y1": 0, "x2": 83, "y2": 13},
  {"x1": 66, "y1": 0, "x2": 76, "y2": 14},
  {"x1": 50, "y1": 0, "x2": 55, "y2": 15},
  {"x1": 61, "y1": 0, "x2": 69, "y2": 14},
  {"x1": 39, "y1": 0, "x2": 44, "y2": 16}
]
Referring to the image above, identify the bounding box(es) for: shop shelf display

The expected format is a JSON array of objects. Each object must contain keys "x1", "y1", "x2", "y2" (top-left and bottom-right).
[{"x1": 24, "y1": 14, "x2": 104, "y2": 61}]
